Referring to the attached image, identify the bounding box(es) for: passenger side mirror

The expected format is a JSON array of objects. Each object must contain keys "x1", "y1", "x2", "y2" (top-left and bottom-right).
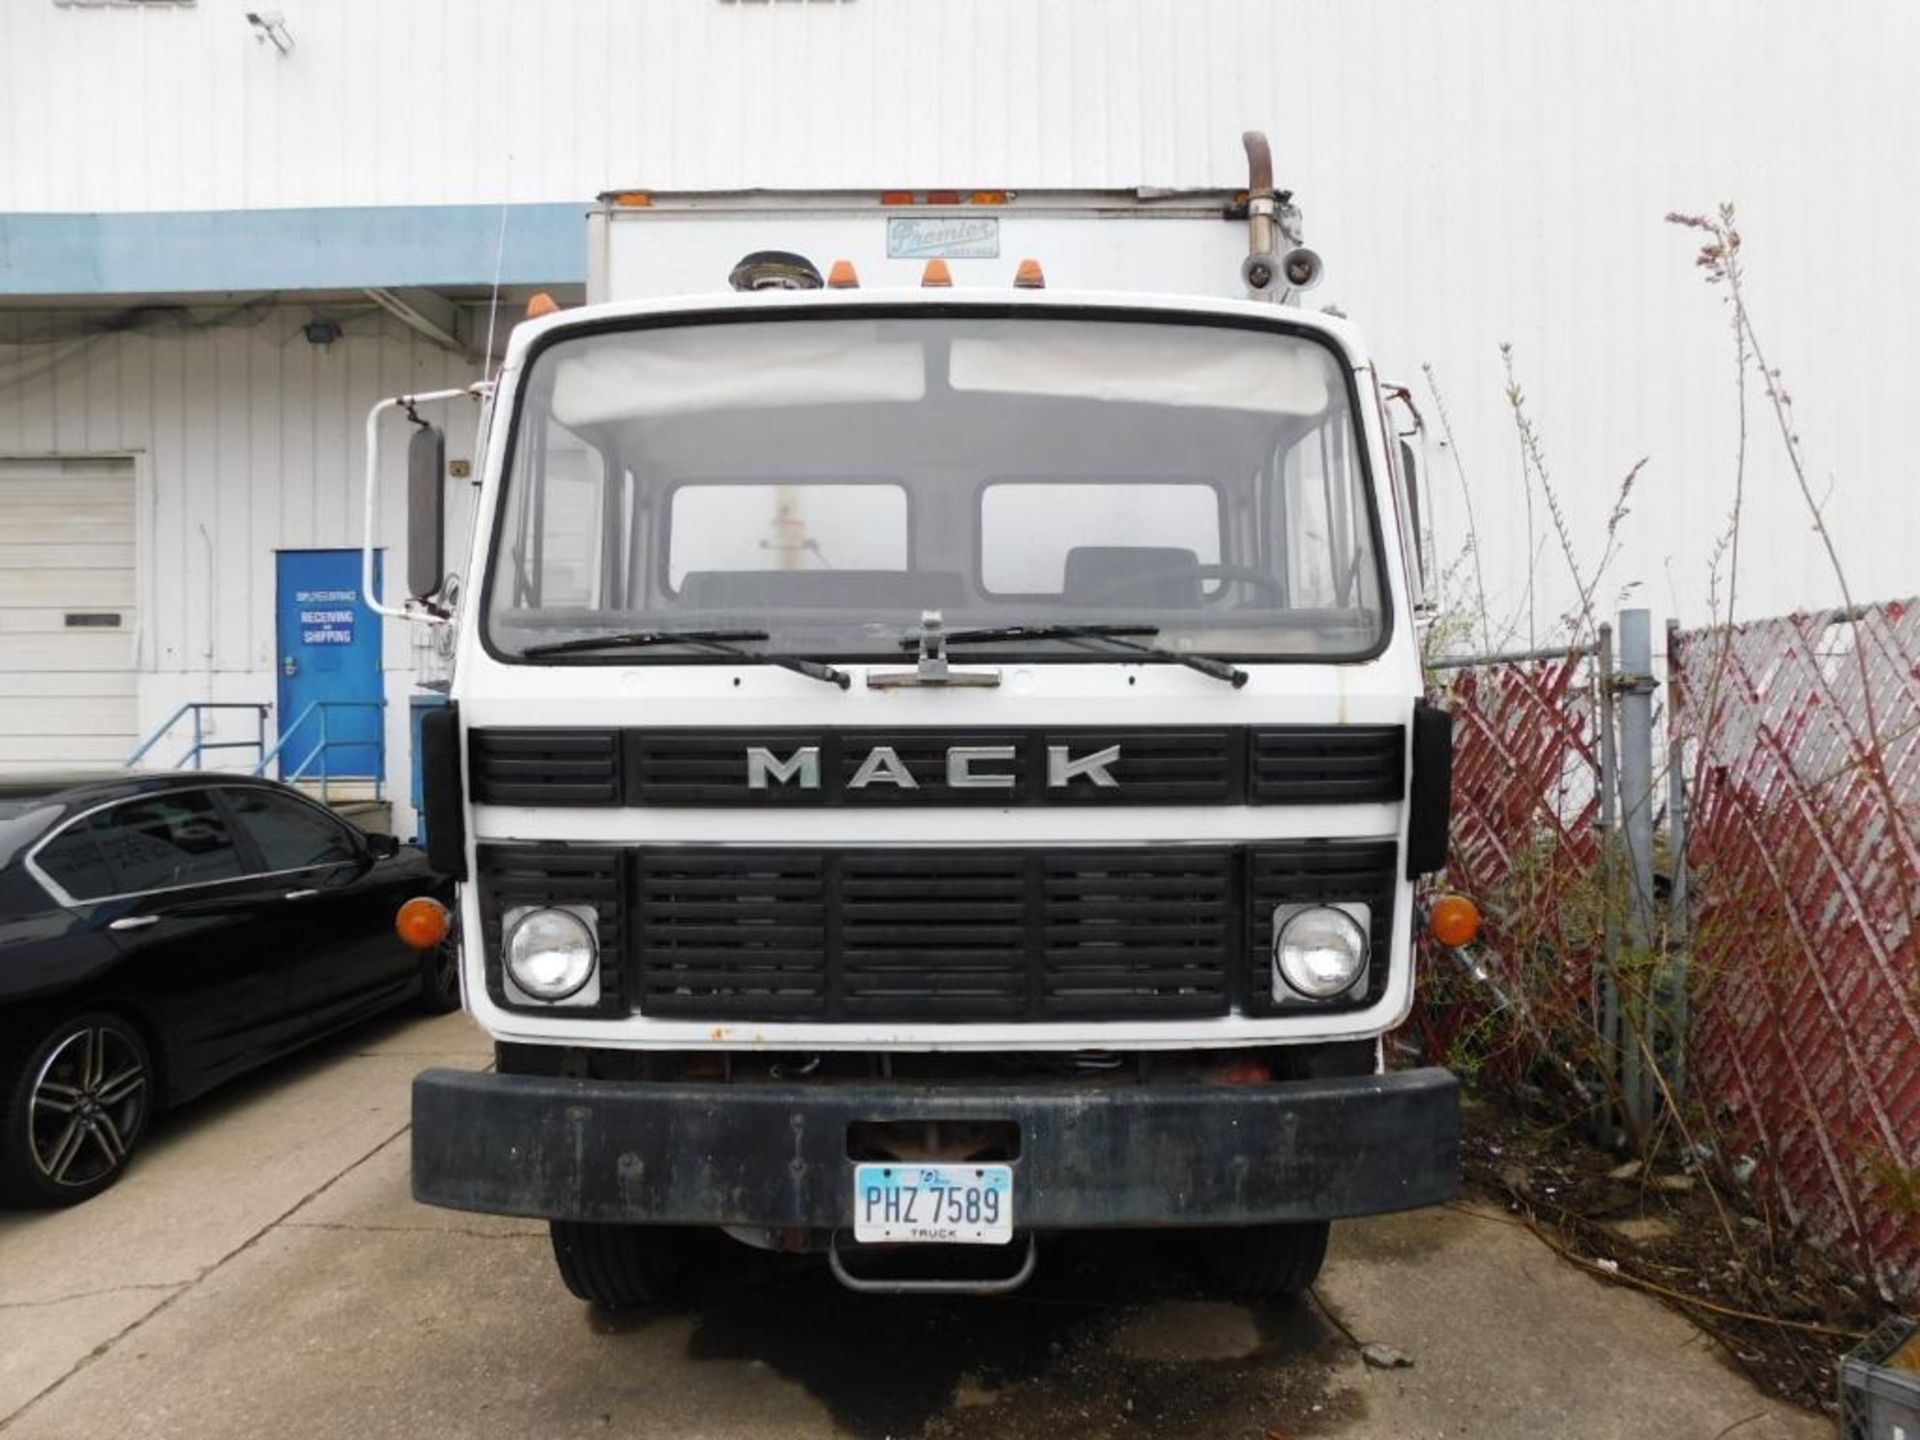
[
  {"x1": 407, "y1": 425, "x2": 447, "y2": 601},
  {"x1": 365, "y1": 831, "x2": 402, "y2": 861}
]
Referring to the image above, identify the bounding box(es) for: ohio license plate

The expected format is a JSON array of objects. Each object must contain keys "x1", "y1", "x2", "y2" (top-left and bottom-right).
[{"x1": 852, "y1": 1162, "x2": 1014, "y2": 1245}]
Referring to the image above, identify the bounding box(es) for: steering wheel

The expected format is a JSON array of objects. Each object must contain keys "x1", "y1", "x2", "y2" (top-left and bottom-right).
[{"x1": 1072, "y1": 561, "x2": 1286, "y2": 608}]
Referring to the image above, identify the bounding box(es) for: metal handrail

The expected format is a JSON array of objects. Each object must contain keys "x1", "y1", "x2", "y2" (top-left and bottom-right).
[
  {"x1": 254, "y1": 700, "x2": 386, "y2": 802},
  {"x1": 125, "y1": 702, "x2": 271, "y2": 772}
]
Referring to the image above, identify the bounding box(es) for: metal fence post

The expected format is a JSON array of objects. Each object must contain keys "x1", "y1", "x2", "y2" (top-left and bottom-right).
[
  {"x1": 1665, "y1": 619, "x2": 1691, "y2": 1104},
  {"x1": 1617, "y1": 609, "x2": 1658, "y2": 1145},
  {"x1": 1595, "y1": 622, "x2": 1621, "y2": 1144}
]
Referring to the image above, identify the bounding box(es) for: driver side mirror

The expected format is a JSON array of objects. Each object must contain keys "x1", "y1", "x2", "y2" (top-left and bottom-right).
[
  {"x1": 365, "y1": 831, "x2": 402, "y2": 861},
  {"x1": 407, "y1": 425, "x2": 446, "y2": 601}
]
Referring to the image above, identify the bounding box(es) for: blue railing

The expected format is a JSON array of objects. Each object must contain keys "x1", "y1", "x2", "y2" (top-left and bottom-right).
[
  {"x1": 253, "y1": 700, "x2": 386, "y2": 802},
  {"x1": 125, "y1": 702, "x2": 271, "y2": 772}
]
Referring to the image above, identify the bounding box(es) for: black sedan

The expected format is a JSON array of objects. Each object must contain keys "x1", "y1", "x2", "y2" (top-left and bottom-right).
[{"x1": 0, "y1": 772, "x2": 456, "y2": 1206}]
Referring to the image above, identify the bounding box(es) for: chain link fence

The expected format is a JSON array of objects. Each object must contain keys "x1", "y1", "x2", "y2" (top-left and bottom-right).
[
  {"x1": 1414, "y1": 598, "x2": 1920, "y2": 1302},
  {"x1": 1675, "y1": 601, "x2": 1920, "y2": 1302}
]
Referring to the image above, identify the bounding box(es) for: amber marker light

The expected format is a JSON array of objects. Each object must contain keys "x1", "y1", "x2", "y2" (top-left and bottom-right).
[
  {"x1": 1428, "y1": 894, "x2": 1481, "y2": 949},
  {"x1": 396, "y1": 896, "x2": 452, "y2": 951},
  {"x1": 921, "y1": 259, "x2": 953, "y2": 288},
  {"x1": 525, "y1": 292, "x2": 560, "y2": 319},
  {"x1": 1013, "y1": 258, "x2": 1046, "y2": 289},
  {"x1": 826, "y1": 259, "x2": 861, "y2": 289}
]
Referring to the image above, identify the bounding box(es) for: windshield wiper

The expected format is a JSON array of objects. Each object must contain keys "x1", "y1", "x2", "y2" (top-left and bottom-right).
[
  {"x1": 520, "y1": 628, "x2": 851, "y2": 688},
  {"x1": 934, "y1": 623, "x2": 1248, "y2": 688}
]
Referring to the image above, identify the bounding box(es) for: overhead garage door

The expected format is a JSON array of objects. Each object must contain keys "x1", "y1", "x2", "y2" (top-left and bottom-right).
[{"x1": 0, "y1": 458, "x2": 138, "y2": 775}]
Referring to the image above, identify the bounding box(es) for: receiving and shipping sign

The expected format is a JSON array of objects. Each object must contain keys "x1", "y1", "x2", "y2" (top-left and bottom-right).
[{"x1": 297, "y1": 588, "x2": 358, "y2": 646}]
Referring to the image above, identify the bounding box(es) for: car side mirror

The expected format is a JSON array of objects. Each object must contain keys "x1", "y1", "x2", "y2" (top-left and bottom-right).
[
  {"x1": 407, "y1": 425, "x2": 446, "y2": 601},
  {"x1": 365, "y1": 831, "x2": 402, "y2": 861}
]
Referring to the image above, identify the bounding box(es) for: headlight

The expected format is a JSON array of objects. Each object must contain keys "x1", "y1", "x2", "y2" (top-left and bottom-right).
[
  {"x1": 504, "y1": 906, "x2": 597, "y2": 1002},
  {"x1": 1273, "y1": 904, "x2": 1370, "y2": 1000}
]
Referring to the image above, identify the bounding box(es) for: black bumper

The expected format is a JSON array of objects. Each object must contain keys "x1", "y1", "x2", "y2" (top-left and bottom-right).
[
  {"x1": 411, "y1": 1065, "x2": 1459, "y2": 1229},
  {"x1": 408, "y1": 1067, "x2": 1451, "y2": 1236}
]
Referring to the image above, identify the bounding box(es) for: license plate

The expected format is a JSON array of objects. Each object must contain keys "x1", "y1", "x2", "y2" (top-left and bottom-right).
[{"x1": 852, "y1": 1162, "x2": 1014, "y2": 1245}]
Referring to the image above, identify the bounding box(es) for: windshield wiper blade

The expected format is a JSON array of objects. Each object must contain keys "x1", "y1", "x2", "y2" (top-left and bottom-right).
[
  {"x1": 937, "y1": 623, "x2": 1248, "y2": 688},
  {"x1": 521, "y1": 628, "x2": 851, "y2": 688}
]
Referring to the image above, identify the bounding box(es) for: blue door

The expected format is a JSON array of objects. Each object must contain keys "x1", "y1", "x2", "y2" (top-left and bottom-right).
[{"x1": 274, "y1": 550, "x2": 384, "y2": 786}]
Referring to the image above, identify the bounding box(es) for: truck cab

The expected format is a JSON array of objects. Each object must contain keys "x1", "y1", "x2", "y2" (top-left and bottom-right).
[{"x1": 390, "y1": 139, "x2": 1461, "y2": 1301}]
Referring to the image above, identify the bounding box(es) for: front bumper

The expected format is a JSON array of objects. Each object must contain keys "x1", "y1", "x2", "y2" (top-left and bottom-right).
[{"x1": 411, "y1": 1065, "x2": 1459, "y2": 1229}]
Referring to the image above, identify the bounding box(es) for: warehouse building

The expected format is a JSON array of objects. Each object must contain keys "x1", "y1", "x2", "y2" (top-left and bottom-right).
[{"x1": 3, "y1": 0, "x2": 1915, "y2": 832}]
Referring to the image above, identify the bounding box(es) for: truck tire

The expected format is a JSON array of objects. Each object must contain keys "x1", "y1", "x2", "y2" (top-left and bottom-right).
[
  {"x1": 1202, "y1": 1220, "x2": 1331, "y2": 1296},
  {"x1": 549, "y1": 1221, "x2": 692, "y2": 1308}
]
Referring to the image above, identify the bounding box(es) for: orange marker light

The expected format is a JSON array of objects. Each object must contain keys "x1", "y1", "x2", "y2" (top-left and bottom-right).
[
  {"x1": 525, "y1": 292, "x2": 560, "y2": 319},
  {"x1": 921, "y1": 259, "x2": 953, "y2": 288},
  {"x1": 1428, "y1": 894, "x2": 1481, "y2": 949},
  {"x1": 926, "y1": 190, "x2": 961, "y2": 206},
  {"x1": 1013, "y1": 257, "x2": 1046, "y2": 289},
  {"x1": 396, "y1": 896, "x2": 452, "y2": 951},
  {"x1": 970, "y1": 190, "x2": 1009, "y2": 205},
  {"x1": 880, "y1": 190, "x2": 915, "y2": 206},
  {"x1": 611, "y1": 191, "x2": 653, "y2": 208},
  {"x1": 826, "y1": 259, "x2": 860, "y2": 289}
]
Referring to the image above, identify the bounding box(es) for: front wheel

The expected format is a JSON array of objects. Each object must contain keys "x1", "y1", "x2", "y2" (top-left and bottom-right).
[
  {"x1": 549, "y1": 1221, "x2": 695, "y2": 1308},
  {"x1": 1201, "y1": 1220, "x2": 1331, "y2": 1296},
  {"x1": 1, "y1": 1012, "x2": 154, "y2": 1207}
]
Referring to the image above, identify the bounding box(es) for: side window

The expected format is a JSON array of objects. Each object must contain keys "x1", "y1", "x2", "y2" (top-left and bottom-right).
[
  {"x1": 1274, "y1": 412, "x2": 1377, "y2": 613},
  {"x1": 92, "y1": 792, "x2": 245, "y2": 894},
  {"x1": 34, "y1": 819, "x2": 117, "y2": 902},
  {"x1": 225, "y1": 788, "x2": 361, "y2": 872},
  {"x1": 509, "y1": 419, "x2": 609, "y2": 608}
]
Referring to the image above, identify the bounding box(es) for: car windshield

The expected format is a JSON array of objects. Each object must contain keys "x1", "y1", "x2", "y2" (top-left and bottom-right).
[{"x1": 484, "y1": 313, "x2": 1387, "y2": 662}]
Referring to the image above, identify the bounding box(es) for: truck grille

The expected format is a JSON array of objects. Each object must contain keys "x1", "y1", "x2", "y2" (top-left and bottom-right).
[
  {"x1": 635, "y1": 847, "x2": 1239, "y2": 1022},
  {"x1": 465, "y1": 725, "x2": 1405, "y2": 807},
  {"x1": 475, "y1": 841, "x2": 1398, "y2": 1023}
]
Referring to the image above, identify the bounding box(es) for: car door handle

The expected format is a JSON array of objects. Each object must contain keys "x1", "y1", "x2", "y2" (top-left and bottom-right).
[
  {"x1": 109, "y1": 915, "x2": 160, "y2": 931},
  {"x1": 284, "y1": 888, "x2": 320, "y2": 901}
]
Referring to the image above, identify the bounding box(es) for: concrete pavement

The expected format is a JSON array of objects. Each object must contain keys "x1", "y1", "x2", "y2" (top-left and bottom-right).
[{"x1": 0, "y1": 1012, "x2": 1828, "y2": 1439}]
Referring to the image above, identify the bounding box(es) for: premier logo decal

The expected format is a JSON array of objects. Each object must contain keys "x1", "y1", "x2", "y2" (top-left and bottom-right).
[{"x1": 745, "y1": 744, "x2": 1120, "y2": 792}]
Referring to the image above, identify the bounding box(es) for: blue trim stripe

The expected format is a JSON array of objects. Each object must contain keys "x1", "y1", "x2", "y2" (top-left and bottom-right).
[{"x1": 0, "y1": 204, "x2": 584, "y2": 296}]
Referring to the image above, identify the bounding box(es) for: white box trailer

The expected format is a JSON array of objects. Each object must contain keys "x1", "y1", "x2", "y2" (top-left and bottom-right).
[
  {"x1": 380, "y1": 134, "x2": 1467, "y2": 1304},
  {"x1": 586, "y1": 185, "x2": 1318, "y2": 305}
]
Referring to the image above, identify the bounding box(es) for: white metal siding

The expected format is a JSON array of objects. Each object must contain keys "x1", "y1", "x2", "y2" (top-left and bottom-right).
[
  {"x1": 1, "y1": 0, "x2": 1915, "y2": 635},
  {"x1": 0, "y1": 309, "x2": 479, "y2": 815},
  {"x1": 0, "y1": 457, "x2": 136, "y2": 772}
]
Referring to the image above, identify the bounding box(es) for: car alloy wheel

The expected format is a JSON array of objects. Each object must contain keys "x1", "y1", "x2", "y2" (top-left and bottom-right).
[{"x1": 28, "y1": 1021, "x2": 150, "y2": 1191}]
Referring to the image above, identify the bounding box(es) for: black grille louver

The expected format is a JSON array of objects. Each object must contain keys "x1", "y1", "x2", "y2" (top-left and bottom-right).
[
  {"x1": 636, "y1": 850, "x2": 830, "y2": 1017},
  {"x1": 477, "y1": 844, "x2": 628, "y2": 1014},
  {"x1": 635, "y1": 848, "x2": 1240, "y2": 1022},
  {"x1": 1245, "y1": 840, "x2": 1398, "y2": 1015},
  {"x1": 1039, "y1": 850, "x2": 1235, "y2": 1016},
  {"x1": 470, "y1": 730, "x2": 621, "y2": 806},
  {"x1": 1250, "y1": 727, "x2": 1405, "y2": 803}
]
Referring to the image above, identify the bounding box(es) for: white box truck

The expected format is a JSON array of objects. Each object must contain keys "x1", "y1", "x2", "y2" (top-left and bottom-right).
[{"x1": 378, "y1": 134, "x2": 1465, "y2": 1301}]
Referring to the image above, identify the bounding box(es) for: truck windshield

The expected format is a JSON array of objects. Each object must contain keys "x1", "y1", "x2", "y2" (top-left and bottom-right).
[{"x1": 483, "y1": 313, "x2": 1387, "y2": 663}]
